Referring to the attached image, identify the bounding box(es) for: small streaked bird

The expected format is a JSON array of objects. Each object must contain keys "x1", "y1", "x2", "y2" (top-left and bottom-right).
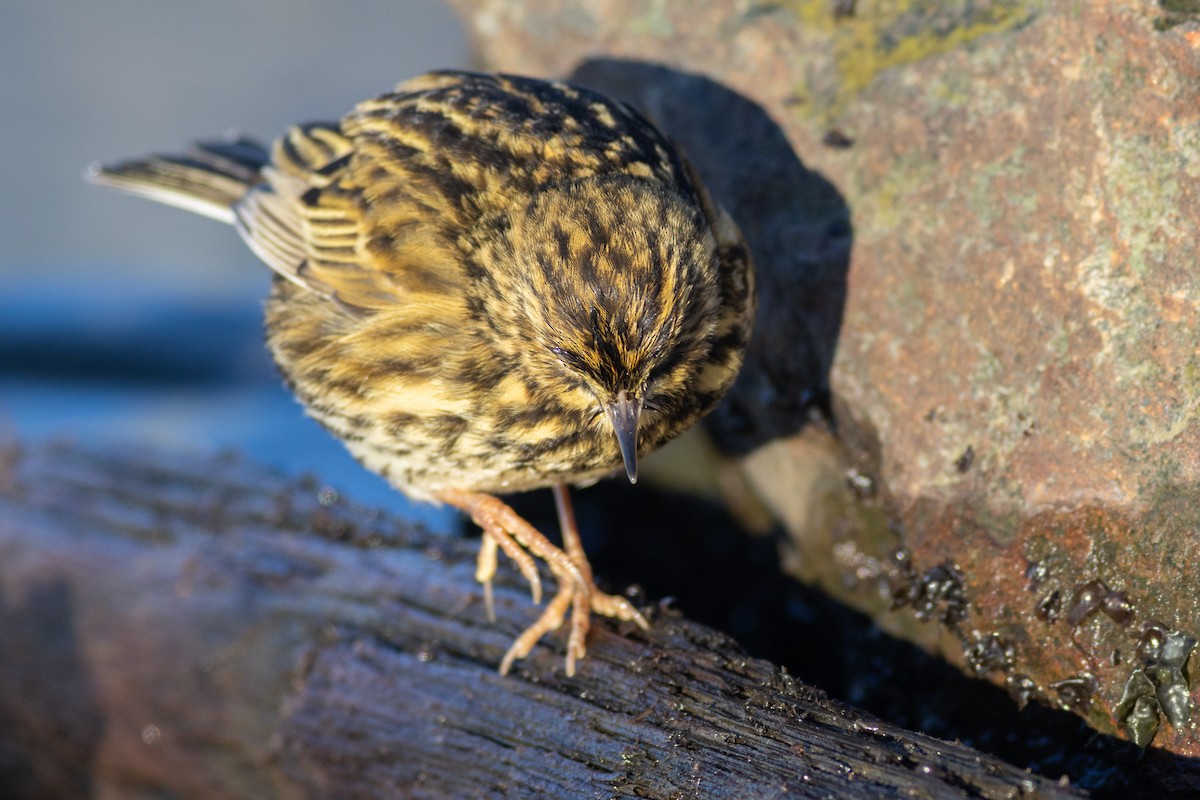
[{"x1": 89, "y1": 70, "x2": 754, "y2": 675}]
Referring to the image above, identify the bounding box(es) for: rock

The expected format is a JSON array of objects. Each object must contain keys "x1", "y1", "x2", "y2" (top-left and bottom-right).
[{"x1": 450, "y1": 0, "x2": 1200, "y2": 755}]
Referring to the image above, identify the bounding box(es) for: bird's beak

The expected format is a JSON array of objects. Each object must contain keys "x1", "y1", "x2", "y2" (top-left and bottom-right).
[{"x1": 606, "y1": 389, "x2": 642, "y2": 484}]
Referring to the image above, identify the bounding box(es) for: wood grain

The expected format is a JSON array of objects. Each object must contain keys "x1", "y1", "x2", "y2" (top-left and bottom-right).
[{"x1": 0, "y1": 441, "x2": 1083, "y2": 799}]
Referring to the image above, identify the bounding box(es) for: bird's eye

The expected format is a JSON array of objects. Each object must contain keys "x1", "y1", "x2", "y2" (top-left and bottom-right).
[{"x1": 550, "y1": 345, "x2": 583, "y2": 369}]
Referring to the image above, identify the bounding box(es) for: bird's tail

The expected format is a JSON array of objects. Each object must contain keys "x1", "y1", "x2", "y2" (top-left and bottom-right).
[{"x1": 86, "y1": 136, "x2": 270, "y2": 225}]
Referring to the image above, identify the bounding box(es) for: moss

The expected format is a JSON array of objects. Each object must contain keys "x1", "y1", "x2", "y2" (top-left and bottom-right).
[
  {"x1": 859, "y1": 151, "x2": 938, "y2": 230},
  {"x1": 1155, "y1": 0, "x2": 1200, "y2": 29},
  {"x1": 625, "y1": 0, "x2": 675, "y2": 38},
  {"x1": 1106, "y1": 132, "x2": 1184, "y2": 276},
  {"x1": 1132, "y1": 354, "x2": 1200, "y2": 448},
  {"x1": 964, "y1": 145, "x2": 1035, "y2": 229},
  {"x1": 781, "y1": 0, "x2": 1038, "y2": 120},
  {"x1": 1184, "y1": 356, "x2": 1200, "y2": 399},
  {"x1": 1160, "y1": 0, "x2": 1200, "y2": 14},
  {"x1": 1049, "y1": 321, "x2": 1072, "y2": 362}
]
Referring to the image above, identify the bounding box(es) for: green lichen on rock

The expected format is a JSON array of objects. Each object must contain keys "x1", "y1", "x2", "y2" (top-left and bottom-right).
[
  {"x1": 1155, "y1": 0, "x2": 1200, "y2": 30},
  {"x1": 783, "y1": 0, "x2": 1039, "y2": 118}
]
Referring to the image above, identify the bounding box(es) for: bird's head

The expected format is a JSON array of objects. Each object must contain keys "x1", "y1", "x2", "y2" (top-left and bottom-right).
[{"x1": 495, "y1": 174, "x2": 724, "y2": 482}]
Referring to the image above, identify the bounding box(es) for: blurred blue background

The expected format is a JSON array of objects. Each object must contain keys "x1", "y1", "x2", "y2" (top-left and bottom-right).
[{"x1": 0, "y1": 1, "x2": 469, "y2": 525}]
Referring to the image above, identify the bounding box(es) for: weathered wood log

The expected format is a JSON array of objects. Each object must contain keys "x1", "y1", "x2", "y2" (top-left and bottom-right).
[{"x1": 0, "y1": 440, "x2": 1084, "y2": 799}]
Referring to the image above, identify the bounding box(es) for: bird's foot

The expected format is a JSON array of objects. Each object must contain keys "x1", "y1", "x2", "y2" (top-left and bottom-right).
[
  {"x1": 497, "y1": 566, "x2": 648, "y2": 676},
  {"x1": 434, "y1": 487, "x2": 647, "y2": 676}
]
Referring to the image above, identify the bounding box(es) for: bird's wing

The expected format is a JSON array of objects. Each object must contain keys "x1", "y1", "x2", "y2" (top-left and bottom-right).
[
  {"x1": 231, "y1": 124, "x2": 354, "y2": 306},
  {"x1": 235, "y1": 70, "x2": 705, "y2": 317},
  {"x1": 233, "y1": 119, "x2": 468, "y2": 315}
]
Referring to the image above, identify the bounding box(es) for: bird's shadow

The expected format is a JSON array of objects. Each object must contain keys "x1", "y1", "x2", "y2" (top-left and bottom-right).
[{"x1": 569, "y1": 58, "x2": 852, "y2": 453}]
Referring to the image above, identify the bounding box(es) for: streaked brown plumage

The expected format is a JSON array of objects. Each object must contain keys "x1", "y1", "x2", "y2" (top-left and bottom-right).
[{"x1": 89, "y1": 70, "x2": 755, "y2": 675}]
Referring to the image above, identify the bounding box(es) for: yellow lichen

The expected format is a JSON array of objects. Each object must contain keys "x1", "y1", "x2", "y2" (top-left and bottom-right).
[{"x1": 780, "y1": 0, "x2": 1037, "y2": 119}]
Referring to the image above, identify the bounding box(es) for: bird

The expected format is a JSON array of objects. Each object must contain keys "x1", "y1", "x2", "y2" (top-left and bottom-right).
[{"x1": 88, "y1": 70, "x2": 755, "y2": 675}]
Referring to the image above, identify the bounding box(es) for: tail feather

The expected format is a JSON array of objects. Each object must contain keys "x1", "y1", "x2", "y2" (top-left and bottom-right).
[{"x1": 86, "y1": 135, "x2": 270, "y2": 224}]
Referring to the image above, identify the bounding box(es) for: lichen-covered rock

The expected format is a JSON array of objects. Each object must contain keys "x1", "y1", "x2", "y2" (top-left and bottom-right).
[{"x1": 451, "y1": 0, "x2": 1200, "y2": 755}]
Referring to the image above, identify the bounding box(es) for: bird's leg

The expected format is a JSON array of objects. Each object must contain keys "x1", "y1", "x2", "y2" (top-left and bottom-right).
[
  {"x1": 551, "y1": 485, "x2": 649, "y2": 673},
  {"x1": 434, "y1": 486, "x2": 647, "y2": 676},
  {"x1": 434, "y1": 487, "x2": 588, "y2": 674},
  {"x1": 461, "y1": 496, "x2": 543, "y2": 616}
]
